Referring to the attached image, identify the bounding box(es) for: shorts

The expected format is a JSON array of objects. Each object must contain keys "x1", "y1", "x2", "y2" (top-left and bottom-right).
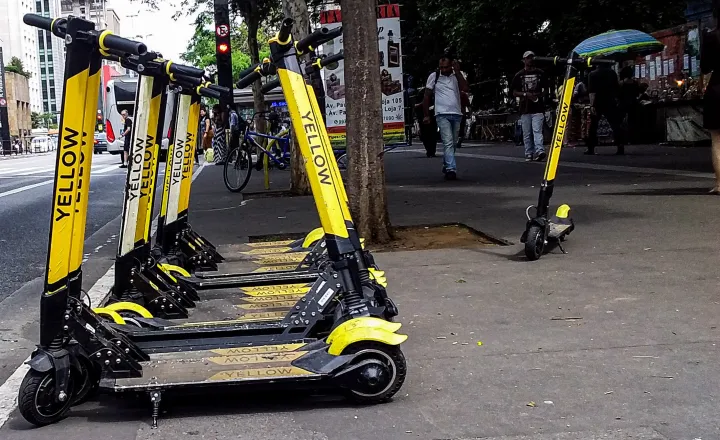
[{"x1": 123, "y1": 141, "x2": 131, "y2": 153}]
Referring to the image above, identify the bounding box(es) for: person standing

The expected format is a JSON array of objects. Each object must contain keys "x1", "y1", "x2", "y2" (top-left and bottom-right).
[
  {"x1": 423, "y1": 56, "x2": 469, "y2": 180},
  {"x1": 702, "y1": 2, "x2": 720, "y2": 194},
  {"x1": 198, "y1": 106, "x2": 212, "y2": 165},
  {"x1": 119, "y1": 109, "x2": 132, "y2": 168},
  {"x1": 211, "y1": 104, "x2": 226, "y2": 166},
  {"x1": 512, "y1": 51, "x2": 548, "y2": 162},
  {"x1": 586, "y1": 62, "x2": 625, "y2": 155}
]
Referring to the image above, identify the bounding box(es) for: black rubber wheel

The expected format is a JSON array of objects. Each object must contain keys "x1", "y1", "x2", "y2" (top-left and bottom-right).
[
  {"x1": 18, "y1": 369, "x2": 74, "y2": 427},
  {"x1": 524, "y1": 225, "x2": 545, "y2": 261},
  {"x1": 71, "y1": 357, "x2": 100, "y2": 406},
  {"x1": 224, "y1": 147, "x2": 252, "y2": 192},
  {"x1": 341, "y1": 342, "x2": 407, "y2": 404}
]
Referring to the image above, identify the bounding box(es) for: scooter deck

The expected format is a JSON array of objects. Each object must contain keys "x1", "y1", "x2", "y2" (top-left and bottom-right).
[
  {"x1": 105, "y1": 342, "x2": 328, "y2": 391},
  {"x1": 548, "y1": 217, "x2": 574, "y2": 240}
]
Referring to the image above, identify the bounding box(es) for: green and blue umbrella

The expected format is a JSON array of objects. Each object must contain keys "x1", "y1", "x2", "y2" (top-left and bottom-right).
[{"x1": 574, "y1": 29, "x2": 664, "y2": 58}]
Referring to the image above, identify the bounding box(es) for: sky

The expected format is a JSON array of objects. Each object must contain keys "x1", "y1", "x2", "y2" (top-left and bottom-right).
[{"x1": 105, "y1": 0, "x2": 198, "y2": 61}]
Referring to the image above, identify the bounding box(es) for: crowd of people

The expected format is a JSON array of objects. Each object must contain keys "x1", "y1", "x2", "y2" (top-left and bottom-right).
[{"x1": 118, "y1": 104, "x2": 243, "y2": 169}]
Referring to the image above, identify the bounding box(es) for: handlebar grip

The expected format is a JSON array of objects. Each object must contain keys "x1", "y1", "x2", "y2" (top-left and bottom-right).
[
  {"x1": 277, "y1": 18, "x2": 294, "y2": 44},
  {"x1": 534, "y1": 56, "x2": 616, "y2": 67},
  {"x1": 238, "y1": 64, "x2": 260, "y2": 79},
  {"x1": 320, "y1": 50, "x2": 344, "y2": 67},
  {"x1": 167, "y1": 62, "x2": 205, "y2": 79},
  {"x1": 296, "y1": 26, "x2": 342, "y2": 53},
  {"x1": 237, "y1": 71, "x2": 262, "y2": 89},
  {"x1": 209, "y1": 84, "x2": 231, "y2": 95},
  {"x1": 198, "y1": 87, "x2": 222, "y2": 99},
  {"x1": 260, "y1": 80, "x2": 280, "y2": 94},
  {"x1": 23, "y1": 14, "x2": 53, "y2": 30},
  {"x1": 100, "y1": 33, "x2": 147, "y2": 56}
]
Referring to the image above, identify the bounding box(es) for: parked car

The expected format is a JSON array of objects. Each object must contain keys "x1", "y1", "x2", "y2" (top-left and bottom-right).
[
  {"x1": 31, "y1": 136, "x2": 56, "y2": 153},
  {"x1": 94, "y1": 132, "x2": 107, "y2": 154}
]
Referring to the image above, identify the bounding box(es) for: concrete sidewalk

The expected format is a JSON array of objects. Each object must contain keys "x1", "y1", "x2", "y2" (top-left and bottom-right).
[{"x1": 1, "y1": 143, "x2": 719, "y2": 439}]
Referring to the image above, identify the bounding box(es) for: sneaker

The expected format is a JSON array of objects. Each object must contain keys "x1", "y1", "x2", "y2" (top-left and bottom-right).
[
  {"x1": 444, "y1": 171, "x2": 457, "y2": 180},
  {"x1": 119, "y1": 164, "x2": 127, "y2": 168},
  {"x1": 535, "y1": 151, "x2": 547, "y2": 161},
  {"x1": 525, "y1": 155, "x2": 533, "y2": 162}
]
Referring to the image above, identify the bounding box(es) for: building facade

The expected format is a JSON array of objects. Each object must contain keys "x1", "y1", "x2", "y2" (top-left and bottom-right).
[
  {"x1": 35, "y1": 0, "x2": 65, "y2": 115},
  {"x1": 0, "y1": 0, "x2": 42, "y2": 113},
  {"x1": 5, "y1": 71, "x2": 32, "y2": 139}
]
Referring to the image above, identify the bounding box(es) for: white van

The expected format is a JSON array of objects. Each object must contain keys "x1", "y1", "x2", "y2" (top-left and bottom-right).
[
  {"x1": 31, "y1": 136, "x2": 56, "y2": 153},
  {"x1": 104, "y1": 77, "x2": 175, "y2": 160}
]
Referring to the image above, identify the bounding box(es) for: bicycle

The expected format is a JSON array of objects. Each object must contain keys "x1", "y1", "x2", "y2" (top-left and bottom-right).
[{"x1": 224, "y1": 111, "x2": 292, "y2": 192}]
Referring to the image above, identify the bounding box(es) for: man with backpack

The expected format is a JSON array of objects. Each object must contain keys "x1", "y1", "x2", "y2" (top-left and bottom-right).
[{"x1": 423, "y1": 56, "x2": 469, "y2": 180}]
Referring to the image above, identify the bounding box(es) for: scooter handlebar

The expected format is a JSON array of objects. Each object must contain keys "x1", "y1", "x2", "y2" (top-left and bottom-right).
[
  {"x1": 277, "y1": 18, "x2": 294, "y2": 44},
  {"x1": 237, "y1": 71, "x2": 262, "y2": 89},
  {"x1": 320, "y1": 51, "x2": 344, "y2": 67},
  {"x1": 167, "y1": 62, "x2": 205, "y2": 79},
  {"x1": 534, "y1": 56, "x2": 615, "y2": 67},
  {"x1": 100, "y1": 32, "x2": 147, "y2": 56},
  {"x1": 197, "y1": 87, "x2": 222, "y2": 99},
  {"x1": 260, "y1": 79, "x2": 280, "y2": 94},
  {"x1": 296, "y1": 26, "x2": 342, "y2": 53},
  {"x1": 23, "y1": 14, "x2": 66, "y2": 37}
]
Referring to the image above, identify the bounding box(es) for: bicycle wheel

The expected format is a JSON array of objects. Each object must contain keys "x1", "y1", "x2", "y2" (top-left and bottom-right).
[
  {"x1": 336, "y1": 153, "x2": 348, "y2": 171},
  {"x1": 224, "y1": 147, "x2": 252, "y2": 192}
]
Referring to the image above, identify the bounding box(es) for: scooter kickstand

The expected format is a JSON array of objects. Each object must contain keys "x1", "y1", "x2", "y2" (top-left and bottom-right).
[
  {"x1": 557, "y1": 240, "x2": 567, "y2": 254},
  {"x1": 150, "y1": 391, "x2": 162, "y2": 429}
]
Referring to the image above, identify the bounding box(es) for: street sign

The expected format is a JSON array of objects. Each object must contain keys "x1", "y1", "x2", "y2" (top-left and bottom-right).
[
  {"x1": 0, "y1": 48, "x2": 11, "y2": 152},
  {"x1": 216, "y1": 24, "x2": 229, "y2": 37}
]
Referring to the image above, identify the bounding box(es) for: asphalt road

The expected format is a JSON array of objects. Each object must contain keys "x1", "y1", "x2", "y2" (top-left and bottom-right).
[
  {"x1": 0, "y1": 152, "x2": 132, "y2": 302},
  {"x1": 0, "y1": 143, "x2": 719, "y2": 439}
]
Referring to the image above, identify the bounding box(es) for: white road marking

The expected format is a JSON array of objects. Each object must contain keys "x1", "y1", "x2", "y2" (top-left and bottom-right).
[
  {"x1": 0, "y1": 163, "x2": 206, "y2": 428},
  {"x1": 394, "y1": 148, "x2": 715, "y2": 179},
  {"x1": 0, "y1": 180, "x2": 55, "y2": 198},
  {"x1": 15, "y1": 168, "x2": 54, "y2": 176},
  {"x1": 93, "y1": 164, "x2": 123, "y2": 174},
  {"x1": 0, "y1": 167, "x2": 42, "y2": 175}
]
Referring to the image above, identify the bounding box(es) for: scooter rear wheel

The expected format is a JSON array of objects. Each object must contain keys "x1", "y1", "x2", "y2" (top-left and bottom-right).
[
  {"x1": 524, "y1": 225, "x2": 545, "y2": 261},
  {"x1": 18, "y1": 369, "x2": 74, "y2": 426},
  {"x1": 342, "y1": 342, "x2": 407, "y2": 404}
]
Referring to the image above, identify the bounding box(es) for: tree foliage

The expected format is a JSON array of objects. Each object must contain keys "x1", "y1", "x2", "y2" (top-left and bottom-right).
[
  {"x1": 401, "y1": 0, "x2": 686, "y2": 92},
  {"x1": 4, "y1": 57, "x2": 32, "y2": 78}
]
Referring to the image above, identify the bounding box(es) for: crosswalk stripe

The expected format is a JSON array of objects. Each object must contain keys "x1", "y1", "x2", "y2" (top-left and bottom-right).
[
  {"x1": 16, "y1": 168, "x2": 54, "y2": 176},
  {"x1": 0, "y1": 167, "x2": 42, "y2": 175},
  {"x1": 93, "y1": 165, "x2": 122, "y2": 174}
]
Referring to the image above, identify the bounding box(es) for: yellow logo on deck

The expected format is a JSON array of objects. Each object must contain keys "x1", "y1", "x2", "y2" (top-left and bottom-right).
[
  {"x1": 237, "y1": 300, "x2": 297, "y2": 310},
  {"x1": 240, "y1": 247, "x2": 292, "y2": 256},
  {"x1": 241, "y1": 283, "x2": 310, "y2": 293},
  {"x1": 242, "y1": 294, "x2": 304, "y2": 303},
  {"x1": 207, "y1": 351, "x2": 306, "y2": 365},
  {"x1": 211, "y1": 343, "x2": 306, "y2": 356},
  {"x1": 245, "y1": 240, "x2": 295, "y2": 248},
  {"x1": 257, "y1": 253, "x2": 307, "y2": 265},
  {"x1": 251, "y1": 265, "x2": 298, "y2": 273},
  {"x1": 209, "y1": 366, "x2": 313, "y2": 381}
]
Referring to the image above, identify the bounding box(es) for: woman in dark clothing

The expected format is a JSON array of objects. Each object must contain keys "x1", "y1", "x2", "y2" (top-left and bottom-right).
[
  {"x1": 701, "y1": 2, "x2": 720, "y2": 194},
  {"x1": 618, "y1": 66, "x2": 640, "y2": 145},
  {"x1": 211, "y1": 104, "x2": 227, "y2": 165}
]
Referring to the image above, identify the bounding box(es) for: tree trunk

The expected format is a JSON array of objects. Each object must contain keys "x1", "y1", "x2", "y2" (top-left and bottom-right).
[
  {"x1": 245, "y1": 7, "x2": 266, "y2": 136},
  {"x1": 338, "y1": 0, "x2": 392, "y2": 244},
  {"x1": 282, "y1": 0, "x2": 311, "y2": 195}
]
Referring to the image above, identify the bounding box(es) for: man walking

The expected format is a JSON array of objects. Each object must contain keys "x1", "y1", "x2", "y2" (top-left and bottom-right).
[
  {"x1": 119, "y1": 109, "x2": 132, "y2": 168},
  {"x1": 423, "y1": 56, "x2": 469, "y2": 180},
  {"x1": 512, "y1": 51, "x2": 548, "y2": 162},
  {"x1": 586, "y1": 63, "x2": 625, "y2": 155}
]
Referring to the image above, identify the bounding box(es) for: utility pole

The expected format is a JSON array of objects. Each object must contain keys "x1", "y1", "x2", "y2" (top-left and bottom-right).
[{"x1": 0, "y1": 48, "x2": 11, "y2": 154}]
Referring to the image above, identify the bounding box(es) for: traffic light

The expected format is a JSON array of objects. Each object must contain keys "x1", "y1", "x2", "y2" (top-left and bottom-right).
[{"x1": 213, "y1": 0, "x2": 232, "y2": 99}]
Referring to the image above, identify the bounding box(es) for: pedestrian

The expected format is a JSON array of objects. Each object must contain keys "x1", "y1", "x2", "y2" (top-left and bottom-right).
[
  {"x1": 422, "y1": 55, "x2": 470, "y2": 180},
  {"x1": 512, "y1": 51, "x2": 548, "y2": 162},
  {"x1": 119, "y1": 109, "x2": 132, "y2": 168},
  {"x1": 198, "y1": 106, "x2": 212, "y2": 165},
  {"x1": 702, "y1": 1, "x2": 720, "y2": 194},
  {"x1": 227, "y1": 106, "x2": 243, "y2": 165},
  {"x1": 618, "y1": 66, "x2": 640, "y2": 140},
  {"x1": 586, "y1": 62, "x2": 625, "y2": 155},
  {"x1": 211, "y1": 104, "x2": 227, "y2": 166}
]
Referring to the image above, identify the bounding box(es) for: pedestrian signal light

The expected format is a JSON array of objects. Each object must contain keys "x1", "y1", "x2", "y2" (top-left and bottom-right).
[{"x1": 218, "y1": 43, "x2": 229, "y2": 54}]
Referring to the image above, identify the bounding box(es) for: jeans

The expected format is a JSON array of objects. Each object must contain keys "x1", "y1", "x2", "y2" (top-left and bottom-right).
[
  {"x1": 436, "y1": 114, "x2": 462, "y2": 172},
  {"x1": 521, "y1": 113, "x2": 545, "y2": 157}
]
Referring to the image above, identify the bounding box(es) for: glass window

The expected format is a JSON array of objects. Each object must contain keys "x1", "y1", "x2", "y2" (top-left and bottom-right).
[
  {"x1": 41, "y1": 67, "x2": 46, "y2": 74},
  {"x1": 47, "y1": 54, "x2": 52, "y2": 62},
  {"x1": 38, "y1": 30, "x2": 44, "y2": 48},
  {"x1": 49, "y1": 79, "x2": 55, "y2": 87},
  {"x1": 51, "y1": 103, "x2": 57, "y2": 112},
  {"x1": 42, "y1": 90, "x2": 48, "y2": 100},
  {"x1": 44, "y1": 0, "x2": 49, "y2": 10},
  {"x1": 40, "y1": 54, "x2": 45, "y2": 63},
  {"x1": 43, "y1": 103, "x2": 49, "y2": 112},
  {"x1": 46, "y1": 33, "x2": 51, "y2": 46},
  {"x1": 36, "y1": 1, "x2": 41, "y2": 12},
  {"x1": 50, "y1": 89, "x2": 56, "y2": 100},
  {"x1": 48, "y1": 67, "x2": 54, "y2": 75},
  {"x1": 61, "y1": 0, "x2": 72, "y2": 12}
]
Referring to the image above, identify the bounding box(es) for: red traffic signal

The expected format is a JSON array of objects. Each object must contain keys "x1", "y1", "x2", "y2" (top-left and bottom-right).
[{"x1": 218, "y1": 43, "x2": 229, "y2": 54}]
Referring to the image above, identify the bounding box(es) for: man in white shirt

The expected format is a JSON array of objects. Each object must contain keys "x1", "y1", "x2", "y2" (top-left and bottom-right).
[{"x1": 423, "y1": 56, "x2": 469, "y2": 180}]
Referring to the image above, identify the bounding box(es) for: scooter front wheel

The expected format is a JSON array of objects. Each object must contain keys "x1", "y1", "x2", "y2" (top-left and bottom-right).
[
  {"x1": 18, "y1": 369, "x2": 74, "y2": 426},
  {"x1": 342, "y1": 342, "x2": 407, "y2": 404},
  {"x1": 524, "y1": 225, "x2": 545, "y2": 261}
]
